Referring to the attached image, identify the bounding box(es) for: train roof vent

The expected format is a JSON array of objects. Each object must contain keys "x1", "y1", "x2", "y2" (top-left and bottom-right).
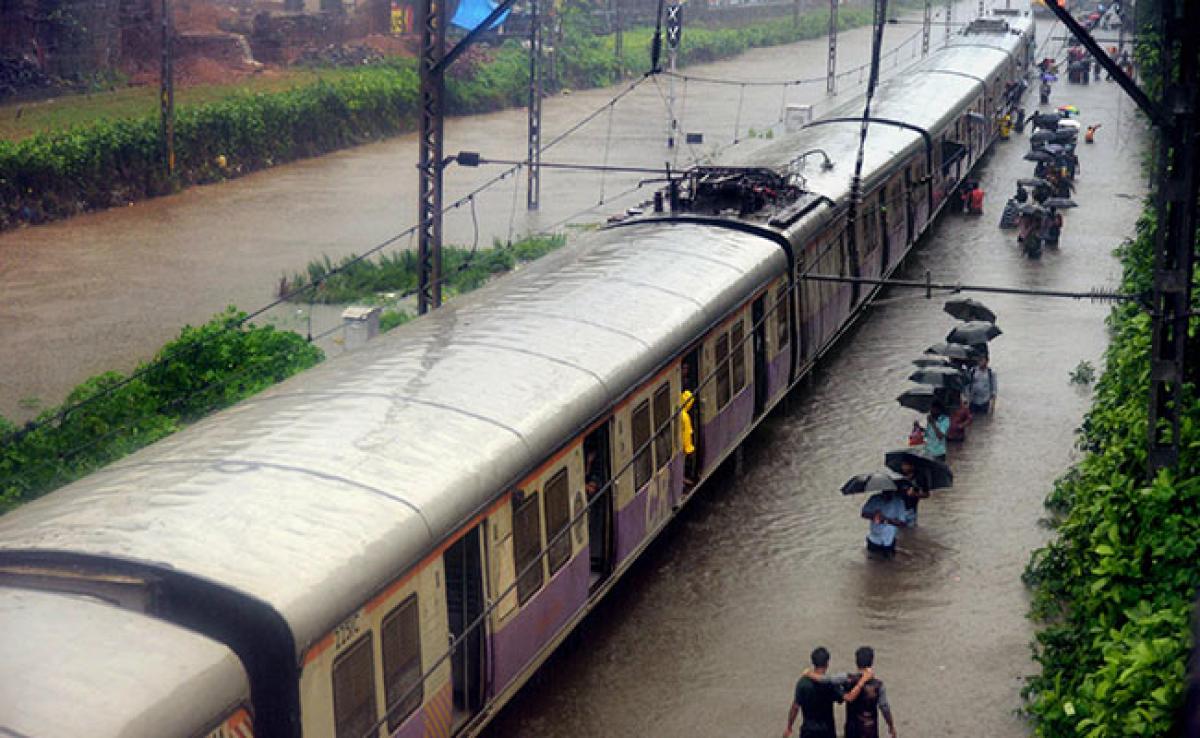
[{"x1": 964, "y1": 18, "x2": 1011, "y2": 34}]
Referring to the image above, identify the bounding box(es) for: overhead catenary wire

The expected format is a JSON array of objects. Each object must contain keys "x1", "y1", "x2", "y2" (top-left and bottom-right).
[{"x1": 0, "y1": 74, "x2": 655, "y2": 448}]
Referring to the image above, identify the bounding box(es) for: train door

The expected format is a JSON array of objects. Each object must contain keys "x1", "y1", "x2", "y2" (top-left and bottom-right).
[
  {"x1": 903, "y1": 166, "x2": 916, "y2": 245},
  {"x1": 682, "y1": 348, "x2": 702, "y2": 478},
  {"x1": 444, "y1": 527, "x2": 486, "y2": 729},
  {"x1": 584, "y1": 423, "x2": 614, "y2": 591},
  {"x1": 751, "y1": 296, "x2": 768, "y2": 419}
]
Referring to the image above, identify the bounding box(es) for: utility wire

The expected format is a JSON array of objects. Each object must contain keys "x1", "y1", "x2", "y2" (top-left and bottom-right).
[{"x1": 1, "y1": 74, "x2": 653, "y2": 448}]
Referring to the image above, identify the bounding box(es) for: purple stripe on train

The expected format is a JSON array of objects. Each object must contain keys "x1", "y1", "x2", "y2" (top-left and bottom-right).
[
  {"x1": 700, "y1": 387, "x2": 754, "y2": 477},
  {"x1": 766, "y1": 349, "x2": 790, "y2": 404},
  {"x1": 490, "y1": 550, "x2": 589, "y2": 695},
  {"x1": 390, "y1": 683, "x2": 451, "y2": 738}
]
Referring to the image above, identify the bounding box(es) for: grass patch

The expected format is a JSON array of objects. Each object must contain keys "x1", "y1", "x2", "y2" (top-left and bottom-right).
[{"x1": 285, "y1": 233, "x2": 567, "y2": 305}]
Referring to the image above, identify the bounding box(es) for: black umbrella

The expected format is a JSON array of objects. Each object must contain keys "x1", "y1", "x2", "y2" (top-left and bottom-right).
[
  {"x1": 897, "y1": 384, "x2": 958, "y2": 412},
  {"x1": 925, "y1": 342, "x2": 980, "y2": 360},
  {"x1": 946, "y1": 321, "x2": 1003, "y2": 345},
  {"x1": 1030, "y1": 130, "x2": 1055, "y2": 143},
  {"x1": 1043, "y1": 143, "x2": 1067, "y2": 154},
  {"x1": 1018, "y1": 177, "x2": 1050, "y2": 188},
  {"x1": 943, "y1": 297, "x2": 996, "y2": 323},
  {"x1": 909, "y1": 366, "x2": 967, "y2": 391},
  {"x1": 1018, "y1": 202, "x2": 1046, "y2": 216},
  {"x1": 1046, "y1": 197, "x2": 1078, "y2": 209},
  {"x1": 912, "y1": 356, "x2": 955, "y2": 368},
  {"x1": 885, "y1": 448, "x2": 954, "y2": 490},
  {"x1": 1024, "y1": 150, "x2": 1055, "y2": 162},
  {"x1": 841, "y1": 470, "x2": 904, "y2": 495},
  {"x1": 1051, "y1": 129, "x2": 1078, "y2": 144}
]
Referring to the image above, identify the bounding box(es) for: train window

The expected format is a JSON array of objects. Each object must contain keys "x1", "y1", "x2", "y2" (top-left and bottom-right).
[
  {"x1": 382, "y1": 596, "x2": 422, "y2": 731},
  {"x1": 715, "y1": 333, "x2": 731, "y2": 408},
  {"x1": 652, "y1": 383, "x2": 672, "y2": 470},
  {"x1": 632, "y1": 400, "x2": 653, "y2": 489},
  {"x1": 333, "y1": 633, "x2": 378, "y2": 738},
  {"x1": 544, "y1": 469, "x2": 572, "y2": 576},
  {"x1": 776, "y1": 286, "x2": 790, "y2": 347},
  {"x1": 731, "y1": 321, "x2": 746, "y2": 394},
  {"x1": 513, "y1": 492, "x2": 545, "y2": 605}
]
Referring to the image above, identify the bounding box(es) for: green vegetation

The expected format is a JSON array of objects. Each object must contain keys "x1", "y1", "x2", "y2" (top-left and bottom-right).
[
  {"x1": 1021, "y1": 6, "x2": 1200, "y2": 733},
  {"x1": 0, "y1": 5, "x2": 879, "y2": 231},
  {"x1": 1022, "y1": 211, "x2": 1199, "y2": 736},
  {"x1": 0, "y1": 308, "x2": 323, "y2": 512},
  {"x1": 285, "y1": 233, "x2": 566, "y2": 304}
]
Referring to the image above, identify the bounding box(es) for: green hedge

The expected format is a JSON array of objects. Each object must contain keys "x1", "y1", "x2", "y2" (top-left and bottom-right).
[
  {"x1": 1021, "y1": 207, "x2": 1200, "y2": 736},
  {"x1": 0, "y1": 308, "x2": 323, "y2": 512},
  {"x1": 0, "y1": 5, "x2": 876, "y2": 230}
]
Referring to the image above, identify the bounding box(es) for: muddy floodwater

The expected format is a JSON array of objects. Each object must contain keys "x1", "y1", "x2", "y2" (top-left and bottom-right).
[
  {"x1": 481, "y1": 28, "x2": 1148, "y2": 738},
  {"x1": 2, "y1": 1, "x2": 960, "y2": 422}
]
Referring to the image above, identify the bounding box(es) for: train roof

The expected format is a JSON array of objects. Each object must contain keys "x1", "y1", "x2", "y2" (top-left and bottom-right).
[
  {"x1": 0, "y1": 587, "x2": 248, "y2": 738},
  {"x1": 0, "y1": 222, "x2": 784, "y2": 658},
  {"x1": 727, "y1": 13, "x2": 1032, "y2": 210}
]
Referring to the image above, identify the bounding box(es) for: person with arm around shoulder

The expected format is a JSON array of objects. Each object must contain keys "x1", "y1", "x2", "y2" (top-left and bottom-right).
[
  {"x1": 843, "y1": 646, "x2": 897, "y2": 738},
  {"x1": 783, "y1": 647, "x2": 844, "y2": 738}
]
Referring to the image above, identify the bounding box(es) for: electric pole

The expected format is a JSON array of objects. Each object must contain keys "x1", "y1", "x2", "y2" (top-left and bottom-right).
[
  {"x1": 666, "y1": 0, "x2": 681, "y2": 148},
  {"x1": 827, "y1": 0, "x2": 838, "y2": 95},
  {"x1": 527, "y1": 0, "x2": 542, "y2": 210},
  {"x1": 159, "y1": 0, "x2": 175, "y2": 178},
  {"x1": 417, "y1": 0, "x2": 446, "y2": 313},
  {"x1": 922, "y1": 0, "x2": 931, "y2": 55}
]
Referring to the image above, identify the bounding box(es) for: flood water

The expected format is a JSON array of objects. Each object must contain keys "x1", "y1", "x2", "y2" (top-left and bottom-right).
[
  {"x1": 1, "y1": 1, "x2": 956, "y2": 422},
  {"x1": 0, "y1": 10, "x2": 1150, "y2": 735},
  {"x1": 481, "y1": 23, "x2": 1149, "y2": 738}
]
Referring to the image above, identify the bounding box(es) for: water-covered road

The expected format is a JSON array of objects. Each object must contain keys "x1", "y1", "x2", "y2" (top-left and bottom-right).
[
  {"x1": 0, "y1": 2, "x2": 954, "y2": 421},
  {"x1": 481, "y1": 26, "x2": 1149, "y2": 738}
]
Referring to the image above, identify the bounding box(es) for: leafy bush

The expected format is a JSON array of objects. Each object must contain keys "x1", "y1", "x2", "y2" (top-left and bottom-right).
[
  {"x1": 0, "y1": 307, "x2": 323, "y2": 511},
  {"x1": 1022, "y1": 207, "x2": 1200, "y2": 737}
]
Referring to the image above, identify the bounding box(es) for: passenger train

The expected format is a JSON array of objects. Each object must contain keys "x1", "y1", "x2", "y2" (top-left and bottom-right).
[{"x1": 0, "y1": 14, "x2": 1034, "y2": 738}]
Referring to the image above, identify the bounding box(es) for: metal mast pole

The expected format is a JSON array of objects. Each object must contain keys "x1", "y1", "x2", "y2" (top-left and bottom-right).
[
  {"x1": 417, "y1": 0, "x2": 445, "y2": 313},
  {"x1": 666, "y1": 0, "x2": 680, "y2": 148},
  {"x1": 614, "y1": 0, "x2": 623, "y2": 67},
  {"x1": 826, "y1": 0, "x2": 837, "y2": 95},
  {"x1": 159, "y1": 0, "x2": 175, "y2": 178},
  {"x1": 922, "y1": 0, "x2": 931, "y2": 55},
  {"x1": 944, "y1": 0, "x2": 952, "y2": 44},
  {"x1": 1146, "y1": 0, "x2": 1200, "y2": 471},
  {"x1": 527, "y1": 0, "x2": 542, "y2": 210}
]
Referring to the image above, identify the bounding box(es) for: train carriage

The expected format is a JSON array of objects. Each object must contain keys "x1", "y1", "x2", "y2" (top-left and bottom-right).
[
  {"x1": 0, "y1": 588, "x2": 254, "y2": 738},
  {"x1": 0, "y1": 13, "x2": 1033, "y2": 738}
]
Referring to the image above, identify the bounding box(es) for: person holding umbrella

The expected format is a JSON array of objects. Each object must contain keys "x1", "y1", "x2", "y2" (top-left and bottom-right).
[
  {"x1": 860, "y1": 487, "x2": 907, "y2": 557},
  {"x1": 897, "y1": 459, "x2": 929, "y2": 526},
  {"x1": 966, "y1": 355, "x2": 998, "y2": 415},
  {"x1": 923, "y1": 401, "x2": 950, "y2": 461}
]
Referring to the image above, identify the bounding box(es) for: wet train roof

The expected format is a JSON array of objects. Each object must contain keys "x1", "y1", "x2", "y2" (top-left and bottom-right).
[
  {"x1": 0, "y1": 222, "x2": 785, "y2": 658},
  {"x1": 0, "y1": 588, "x2": 248, "y2": 738},
  {"x1": 729, "y1": 15, "x2": 1031, "y2": 210}
]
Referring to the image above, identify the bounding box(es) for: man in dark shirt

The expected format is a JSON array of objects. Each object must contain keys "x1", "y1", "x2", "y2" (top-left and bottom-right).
[
  {"x1": 784, "y1": 647, "x2": 873, "y2": 738},
  {"x1": 844, "y1": 646, "x2": 898, "y2": 738}
]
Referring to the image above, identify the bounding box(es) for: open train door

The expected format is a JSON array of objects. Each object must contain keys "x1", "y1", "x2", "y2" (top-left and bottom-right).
[
  {"x1": 444, "y1": 526, "x2": 486, "y2": 729},
  {"x1": 584, "y1": 423, "x2": 615, "y2": 591},
  {"x1": 751, "y1": 296, "x2": 768, "y2": 419}
]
